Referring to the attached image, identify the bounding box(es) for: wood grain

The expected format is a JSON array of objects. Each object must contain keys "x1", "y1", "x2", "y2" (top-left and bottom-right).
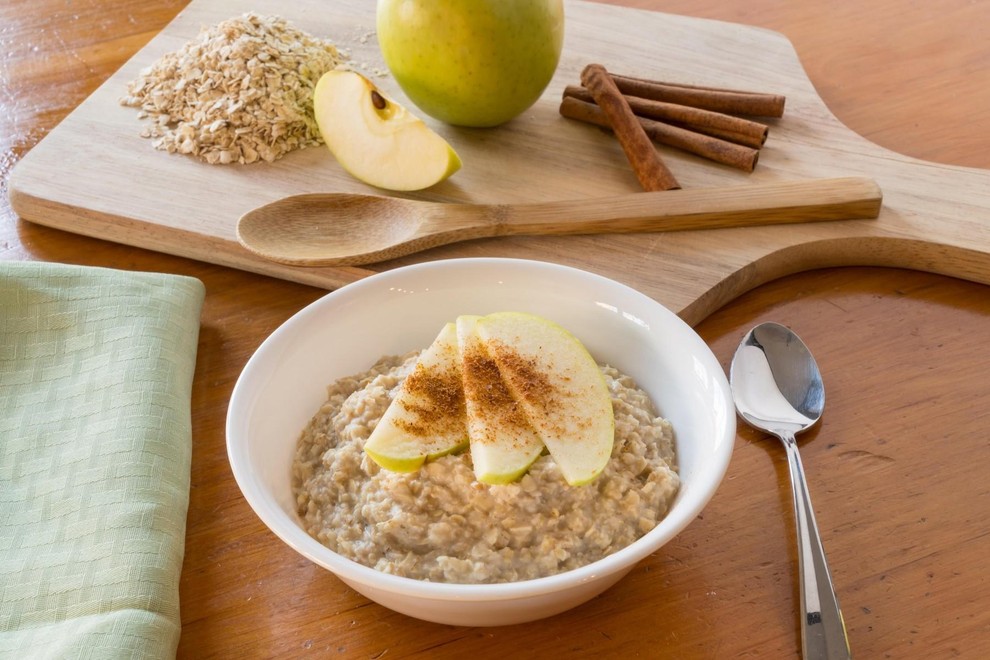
[
  {"x1": 7, "y1": 0, "x2": 990, "y2": 325},
  {"x1": 2, "y1": 0, "x2": 989, "y2": 658},
  {"x1": 237, "y1": 177, "x2": 882, "y2": 266}
]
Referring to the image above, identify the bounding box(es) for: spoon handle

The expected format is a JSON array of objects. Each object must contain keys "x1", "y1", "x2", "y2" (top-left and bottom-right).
[
  {"x1": 502, "y1": 177, "x2": 881, "y2": 234},
  {"x1": 779, "y1": 431, "x2": 852, "y2": 660}
]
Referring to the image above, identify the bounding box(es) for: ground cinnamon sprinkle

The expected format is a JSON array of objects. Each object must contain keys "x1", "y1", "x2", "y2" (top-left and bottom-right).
[
  {"x1": 487, "y1": 340, "x2": 563, "y2": 434},
  {"x1": 461, "y1": 346, "x2": 532, "y2": 447},
  {"x1": 395, "y1": 361, "x2": 465, "y2": 439}
]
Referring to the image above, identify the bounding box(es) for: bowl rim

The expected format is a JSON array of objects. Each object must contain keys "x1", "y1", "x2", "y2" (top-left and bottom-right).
[{"x1": 227, "y1": 257, "x2": 735, "y2": 601}]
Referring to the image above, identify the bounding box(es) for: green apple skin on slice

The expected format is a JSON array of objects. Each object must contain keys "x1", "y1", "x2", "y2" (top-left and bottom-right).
[
  {"x1": 364, "y1": 322, "x2": 469, "y2": 472},
  {"x1": 312, "y1": 70, "x2": 461, "y2": 191},
  {"x1": 456, "y1": 315, "x2": 545, "y2": 485},
  {"x1": 475, "y1": 312, "x2": 615, "y2": 486}
]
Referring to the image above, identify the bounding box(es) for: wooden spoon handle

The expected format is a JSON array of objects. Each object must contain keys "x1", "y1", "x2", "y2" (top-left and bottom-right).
[{"x1": 501, "y1": 177, "x2": 882, "y2": 235}]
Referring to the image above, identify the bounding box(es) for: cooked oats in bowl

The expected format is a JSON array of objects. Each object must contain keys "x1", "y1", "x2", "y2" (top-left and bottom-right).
[
  {"x1": 227, "y1": 258, "x2": 734, "y2": 626},
  {"x1": 292, "y1": 352, "x2": 679, "y2": 584}
]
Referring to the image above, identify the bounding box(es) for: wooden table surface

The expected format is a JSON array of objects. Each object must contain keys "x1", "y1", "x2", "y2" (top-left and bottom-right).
[{"x1": 3, "y1": 1, "x2": 988, "y2": 657}]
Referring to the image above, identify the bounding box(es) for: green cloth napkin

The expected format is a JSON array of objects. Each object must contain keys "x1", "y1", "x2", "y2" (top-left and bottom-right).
[{"x1": 0, "y1": 261, "x2": 205, "y2": 659}]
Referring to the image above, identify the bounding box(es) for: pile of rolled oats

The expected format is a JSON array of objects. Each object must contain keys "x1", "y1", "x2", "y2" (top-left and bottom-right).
[{"x1": 121, "y1": 13, "x2": 346, "y2": 165}]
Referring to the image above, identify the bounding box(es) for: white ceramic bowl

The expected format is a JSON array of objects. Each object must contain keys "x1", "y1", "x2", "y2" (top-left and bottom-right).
[{"x1": 227, "y1": 258, "x2": 734, "y2": 627}]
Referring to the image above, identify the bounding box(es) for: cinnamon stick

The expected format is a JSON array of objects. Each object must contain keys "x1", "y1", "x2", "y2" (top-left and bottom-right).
[
  {"x1": 560, "y1": 96, "x2": 759, "y2": 172},
  {"x1": 563, "y1": 85, "x2": 768, "y2": 148},
  {"x1": 609, "y1": 73, "x2": 786, "y2": 118},
  {"x1": 667, "y1": 123, "x2": 767, "y2": 150},
  {"x1": 579, "y1": 64, "x2": 680, "y2": 191}
]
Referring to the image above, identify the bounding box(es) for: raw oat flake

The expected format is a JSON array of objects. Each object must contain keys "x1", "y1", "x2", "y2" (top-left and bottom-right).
[{"x1": 120, "y1": 13, "x2": 346, "y2": 165}]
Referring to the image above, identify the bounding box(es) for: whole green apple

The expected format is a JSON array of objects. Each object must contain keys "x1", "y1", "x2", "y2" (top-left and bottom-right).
[{"x1": 376, "y1": 0, "x2": 564, "y2": 127}]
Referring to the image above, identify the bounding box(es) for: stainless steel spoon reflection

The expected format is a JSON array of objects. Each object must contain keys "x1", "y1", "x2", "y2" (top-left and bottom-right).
[{"x1": 730, "y1": 322, "x2": 851, "y2": 660}]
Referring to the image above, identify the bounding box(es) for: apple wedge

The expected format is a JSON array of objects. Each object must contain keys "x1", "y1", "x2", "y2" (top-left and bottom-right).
[
  {"x1": 364, "y1": 322, "x2": 468, "y2": 471},
  {"x1": 312, "y1": 70, "x2": 461, "y2": 191},
  {"x1": 475, "y1": 312, "x2": 615, "y2": 486},
  {"x1": 456, "y1": 315, "x2": 545, "y2": 485}
]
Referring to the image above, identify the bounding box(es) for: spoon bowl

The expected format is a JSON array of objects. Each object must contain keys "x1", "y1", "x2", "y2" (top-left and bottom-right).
[
  {"x1": 236, "y1": 177, "x2": 882, "y2": 267},
  {"x1": 730, "y1": 322, "x2": 851, "y2": 660},
  {"x1": 732, "y1": 321, "x2": 825, "y2": 436},
  {"x1": 238, "y1": 193, "x2": 450, "y2": 266}
]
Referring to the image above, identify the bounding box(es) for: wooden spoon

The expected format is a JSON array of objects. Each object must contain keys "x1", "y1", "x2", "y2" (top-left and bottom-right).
[{"x1": 237, "y1": 176, "x2": 881, "y2": 267}]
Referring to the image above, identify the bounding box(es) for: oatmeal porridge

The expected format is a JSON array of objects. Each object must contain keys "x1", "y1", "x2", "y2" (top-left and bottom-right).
[{"x1": 292, "y1": 353, "x2": 679, "y2": 584}]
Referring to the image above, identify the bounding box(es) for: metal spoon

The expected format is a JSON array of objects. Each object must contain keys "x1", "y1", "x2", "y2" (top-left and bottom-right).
[
  {"x1": 236, "y1": 177, "x2": 881, "y2": 267},
  {"x1": 730, "y1": 322, "x2": 851, "y2": 660}
]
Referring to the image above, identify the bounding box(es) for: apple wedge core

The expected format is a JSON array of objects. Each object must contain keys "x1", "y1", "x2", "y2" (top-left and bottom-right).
[
  {"x1": 475, "y1": 312, "x2": 615, "y2": 486},
  {"x1": 313, "y1": 70, "x2": 461, "y2": 191},
  {"x1": 456, "y1": 315, "x2": 545, "y2": 485},
  {"x1": 364, "y1": 323, "x2": 469, "y2": 471}
]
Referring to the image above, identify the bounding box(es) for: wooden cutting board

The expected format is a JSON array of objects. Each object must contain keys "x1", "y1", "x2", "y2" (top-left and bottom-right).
[{"x1": 9, "y1": 0, "x2": 990, "y2": 324}]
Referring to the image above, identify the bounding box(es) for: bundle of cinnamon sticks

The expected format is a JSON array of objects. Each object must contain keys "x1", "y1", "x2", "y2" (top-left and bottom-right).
[{"x1": 561, "y1": 63, "x2": 786, "y2": 190}]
